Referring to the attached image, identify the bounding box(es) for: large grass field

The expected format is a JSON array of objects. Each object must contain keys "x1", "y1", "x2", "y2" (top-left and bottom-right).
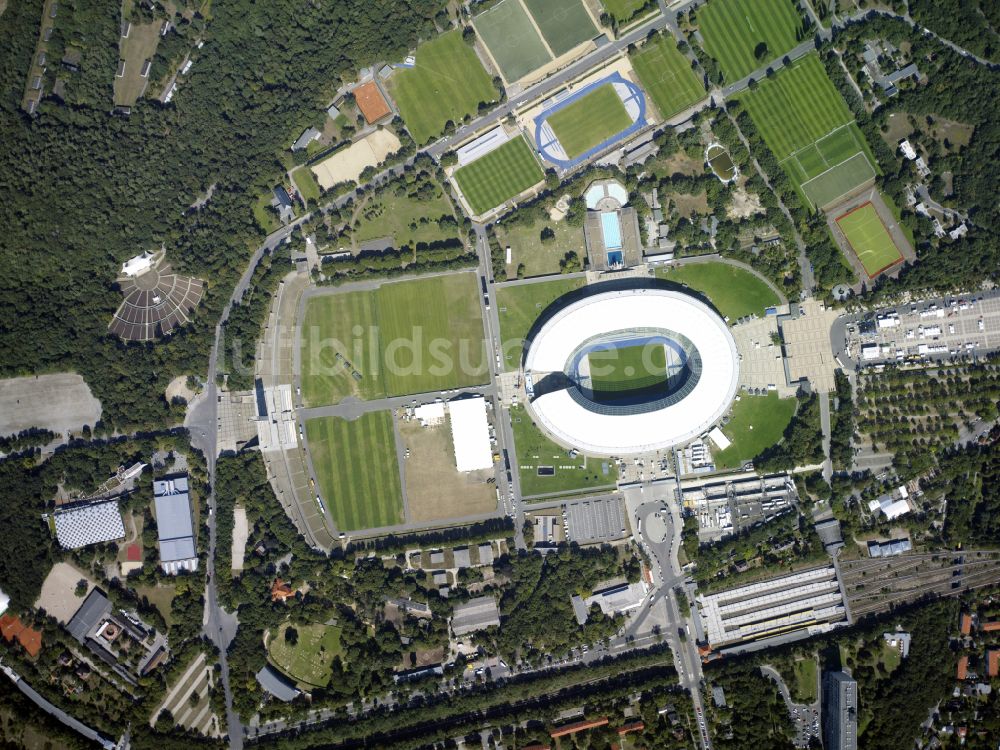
[
  {"x1": 387, "y1": 30, "x2": 498, "y2": 145},
  {"x1": 630, "y1": 34, "x2": 705, "y2": 119},
  {"x1": 474, "y1": 0, "x2": 552, "y2": 82},
  {"x1": 509, "y1": 405, "x2": 617, "y2": 497},
  {"x1": 353, "y1": 180, "x2": 458, "y2": 247},
  {"x1": 453, "y1": 136, "x2": 544, "y2": 216},
  {"x1": 114, "y1": 19, "x2": 160, "y2": 107},
  {"x1": 654, "y1": 261, "x2": 780, "y2": 321},
  {"x1": 601, "y1": 0, "x2": 654, "y2": 24},
  {"x1": 738, "y1": 55, "x2": 880, "y2": 207},
  {"x1": 698, "y1": 0, "x2": 804, "y2": 81},
  {"x1": 268, "y1": 622, "x2": 343, "y2": 688},
  {"x1": 836, "y1": 202, "x2": 903, "y2": 277},
  {"x1": 300, "y1": 273, "x2": 488, "y2": 406},
  {"x1": 305, "y1": 412, "x2": 404, "y2": 531},
  {"x1": 791, "y1": 657, "x2": 818, "y2": 703},
  {"x1": 713, "y1": 393, "x2": 797, "y2": 469},
  {"x1": 496, "y1": 277, "x2": 586, "y2": 371},
  {"x1": 588, "y1": 343, "x2": 667, "y2": 398},
  {"x1": 548, "y1": 85, "x2": 632, "y2": 159},
  {"x1": 291, "y1": 165, "x2": 322, "y2": 203},
  {"x1": 495, "y1": 218, "x2": 586, "y2": 278},
  {"x1": 522, "y1": 0, "x2": 596, "y2": 57}
]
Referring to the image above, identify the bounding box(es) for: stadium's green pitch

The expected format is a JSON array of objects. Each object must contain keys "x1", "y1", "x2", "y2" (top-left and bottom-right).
[
  {"x1": 836, "y1": 202, "x2": 903, "y2": 277},
  {"x1": 547, "y1": 85, "x2": 632, "y2": 159},
  {"x1": 522, "y1": 0, "x2": 596, "y2": 57},
  {"x1": 300, "y1": 273, "x2": 488, "y2": 406},
  {"x1": 698, "y1": 0, "x2": 804, "y2": 81},
  {"x1": 630, "y1": 33, "x2": 705, "y2": 119},
  {"x1": 305, "y1": 411, "x2": 404, "y2": 532},
  {"x1": 588, "y1": 343, "x2": 668, "y2": 399},
  {"x1": 738, "y1": 55, "x2": 880, "y2": 208},
  {"x1": 387, "y1": 30, "x2": 498, "y2": 145},
  {"x1": 453, "y1": 136, "x2": 544, "y2": 216},
  {"x1": 474, "y1": 0, "x2": 552, "y2": 83}
]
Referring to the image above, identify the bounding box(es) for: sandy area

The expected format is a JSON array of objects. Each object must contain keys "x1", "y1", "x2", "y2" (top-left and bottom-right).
[
  {"x1": 727, "y1": 187, "x2": 765, "y2": 219},
  {"x1": 0, "y1": 373, "x2": 101, "y2": 437},
  {"x1": 399, "y1": 419, "x2": 496, "y2": 522},
  {"x1": 35, "y1": 562, "x2": 96, "y2": 623},
  {"x1": 231, "y1": 507, "x2": 248, "y2": 571},
  {"x1": 311, "y1": 129, "x2": 402, "y2": 190},
  {"x1": 165, "y1": 375, "x2": 196, "y2": 404}
]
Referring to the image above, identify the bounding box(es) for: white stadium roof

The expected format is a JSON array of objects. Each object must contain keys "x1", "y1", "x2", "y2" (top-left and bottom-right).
[{"x1": 524, "y1": 288, "x2": 739, "y2": 455}]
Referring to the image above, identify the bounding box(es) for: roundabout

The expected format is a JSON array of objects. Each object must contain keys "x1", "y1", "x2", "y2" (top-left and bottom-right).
[{"x1": 523, "y1": 287, "x2": 740, "y2": 456}]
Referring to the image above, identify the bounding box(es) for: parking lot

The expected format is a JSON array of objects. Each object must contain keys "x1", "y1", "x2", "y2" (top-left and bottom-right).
[
  {"x1": 563, "y1": 494, "x2": 628, "y2": 544},
  {"x1": 843, "y1": 291, "x2": 1000, "y2": 368}
]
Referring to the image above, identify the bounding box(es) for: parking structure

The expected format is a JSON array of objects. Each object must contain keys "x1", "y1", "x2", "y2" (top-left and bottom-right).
[{"x1": 844, "y1": 291, "x2": 1000, "y2": 368}]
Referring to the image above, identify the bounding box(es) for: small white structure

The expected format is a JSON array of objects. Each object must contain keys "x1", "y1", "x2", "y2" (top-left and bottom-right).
[
  {"x1": 414, "y1": 402, "x2": 445, "y2": 426},
  {"x1": 707, "y1": 427, "x2": 731, "y2": 451},
  {"x1": 949, "y1": 223, "x2": 968, "y2": 240},
  {"x1": 898, "y1": 139, "x2": 917, "y2": 160},
  {"x1": 868, "y1": 493, "x2": 911, "y2": 521},
  {"x1": 0, "y1": 587, "x2": 9, "y2": 616},
  {"x1": 448, "y1": 396, "x2": 493, "y2": 472},
  {"x1": 120, "y1": 252, "x2": 154, "y2": 277},
  {"x1": 861, "y1": 343, "x2": 882, "y2": 361}
]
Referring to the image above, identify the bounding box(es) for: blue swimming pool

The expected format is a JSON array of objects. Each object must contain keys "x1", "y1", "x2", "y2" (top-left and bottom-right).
[{"x1": 600, "y1": 211, "x2": 622, "y2": 250}]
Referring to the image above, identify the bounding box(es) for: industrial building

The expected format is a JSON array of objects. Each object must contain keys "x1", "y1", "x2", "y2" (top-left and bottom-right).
[
  {"x1": 451, "y1": 596, "x2": 500, "y2": 636},
  {"x1": 681, "y1": 474, "x2": 797, "y2": 542},
  {"x1": 697, "y1": 565, "x2": 847, "y2": 650},
  {"x1": 571, "y1": 581, "x2": 647, "y2": 625},
  {"x1": 52, "y1": 499, "x2": 126, "y2": 550},
  {"x1": 153, "y1": 475, "x2": 198, "y2": 574},
  {"x1": 448, "y1": 395, "x2": 493, "y2": 472},
  {"x1": 823, "y1": 671, "x2": 858, "y2": 750}
]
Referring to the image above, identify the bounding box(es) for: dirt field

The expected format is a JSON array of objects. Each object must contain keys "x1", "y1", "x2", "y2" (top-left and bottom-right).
[
  {"x1": 658, "y1": 150, "x2": 704, "y2": 176},
  {"x1": 0, "y1": 373, "x2": 101, "y2": 437},
  {"x1": 667, "y1": 190, "x2": 710, "y2": 216},
  {"x1": 311, "y1": 129, "x2": 402, "y2": 189},
  {"x1": 727, "y1": 186, "x2": 764, "y2": 219},
  {"x1": 399, "y1": 418, "x2": 497, "y2": 522},
  {"x1": 165, "y1": 375, "x2": 196, "y2": 404},
  {"x1": 35, "y1": 562, "x2": 95, "y2": 623},
  {"x1": 231, "y1": 507, "x2": 248, "y2": 571}
]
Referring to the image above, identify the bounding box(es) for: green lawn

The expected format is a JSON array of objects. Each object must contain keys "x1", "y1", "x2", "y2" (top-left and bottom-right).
[
  {"x1": 305, "y1": 411, "x2": 404, "y2": 532},
  {"x1": 588, "y1": 343, "x2": 667, "y2": 398},
  {"x1": 496, "y1": 277, "x2": 586, "y2": 371},
  {"x1": 522, "y1": 0, "x2": 596, "y2": 57},
  {"x1": 791, "y1": 657, "x2": 818, "y2": 703},
  {"x1": 495, "y1": 218, "x2": 586, "y2": 278},
  {"x1": 601, "y1": 0, "x2": 654, "y2": 24},
  {"x1": 453, "y1": 136, "x2": 545, "y2": 216},
  {"x1": 300, "y1": 273, "x2": 488, "y2": 406},
  {"x1": 509, "y1": 405, "x2": 617, "y2": 497},
  {"x1": 836, "y1": 202, "x2": 903, "y2": 277},
  {"x1": 737, "y1": 55, "x2": 880, "y2": 207},
  {"x1": 630, "y1": 34, "x2": 705, "y2": 119},
  {"x1": 268, "y1": 622, "x2": 344, "y2": 688},
  {"x1": 474, "y1": 0, "x2": 552, "y2": 82},
  {"x1": 547, "y1": 84, "x2": 632, "y2": 159},
  {"x1": 387, "y1": 30, "x2": 498, "y2": 145},
  {"x1": 253, "y1": 192, "x2": 280, "y2": 233},
  {"x1": 698, "y1": 0, "x2": 804, "y2": 81},
  {"x1": 292, "y1": 165, "x2": 322, "y2": 203},
  {"x1": 654, "y1": 261, "x2": 780, "y2": 321},
  {"x1": 713, "y1": 393, "x2": 797, "y2": 469},
  {"x1": 353, "y1": 180, "x2": 458, "y2": 247}
]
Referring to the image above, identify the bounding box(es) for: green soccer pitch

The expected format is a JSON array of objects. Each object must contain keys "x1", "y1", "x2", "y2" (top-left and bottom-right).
[
  {"x1": 588, "y1": 343, "x2": 668, "y2": 398},
  {"x1": 305, "y1": 411, "x2": 404, "y2": 532},
  {"x1": 836, "y1": 202, "x2": 903, "y2": 277},
  {"x1": 630, "y1": 33, "x2": 705, "y2": 119},
  {"x1": 698, "y1": 0, "x2": 803, "y2": 81},
  {"x1": 453, "y1": 136, "x2": 545, "y2": 216},
  {"x1": 547, "y1": 84, "x2": 632, "y2": 159},
  {"x1": 387, "y1": 30, "x2": 498, "y2": 145}
]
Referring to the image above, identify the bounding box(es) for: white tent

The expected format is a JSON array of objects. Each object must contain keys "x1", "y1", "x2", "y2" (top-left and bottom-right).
[
  {"x1": 448, "y1": 396, "x2": 493, "y2": 472},
  {"x1": 0, "y1": 586, "x2": 9, "y2": 616}
]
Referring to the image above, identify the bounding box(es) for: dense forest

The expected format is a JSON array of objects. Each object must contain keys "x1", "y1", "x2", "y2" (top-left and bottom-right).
[{"x1": 0, "y1": 0, "x2": 446, "y2": 430}]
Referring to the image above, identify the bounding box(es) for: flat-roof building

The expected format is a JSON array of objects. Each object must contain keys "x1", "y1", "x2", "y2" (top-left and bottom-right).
[
  {"x1": 448, "y1": 395, "x2": 493, "y2": 472},
  {"x1": 153, "y1": 476, "x2": 198, "y2": 574},
  {"x1": 53, "y1": 499, "x2": 126, "y2": 550},
  {"x1": 823, "y1": 671, "x2": 857, "y2": 750},
  {"x1": 452, "y1": 596, "x2": 500, "y2": 636}
]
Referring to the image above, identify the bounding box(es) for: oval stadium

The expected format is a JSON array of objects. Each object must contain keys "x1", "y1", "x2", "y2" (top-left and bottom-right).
[{"x1": 523, "y1": 287, "x2": 740, "y2": 456}]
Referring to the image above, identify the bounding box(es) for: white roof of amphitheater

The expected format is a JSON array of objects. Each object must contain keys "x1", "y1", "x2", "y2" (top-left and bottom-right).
[{"x1": 524, "y1": 288, "x2": 739, "y2": 455}]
